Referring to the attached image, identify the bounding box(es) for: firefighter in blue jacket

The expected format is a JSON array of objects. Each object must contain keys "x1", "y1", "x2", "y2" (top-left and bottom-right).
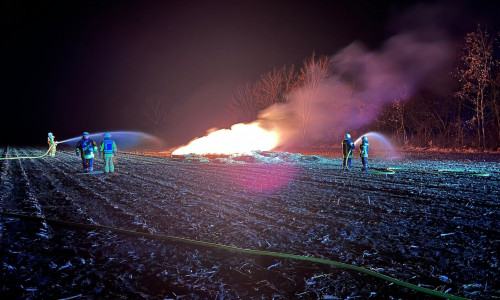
[
  {"x1": 359, "y1": 136, "x2": 369, "y2": 171},
  {"x1": 76, "y1": 132, "x2": 98, "y2": 172},
  {"x1": 100, "y1": 133, "x2": 117, "y2": 173},
  {"x1": 341, "y1": 133, "x2": 355, "y2": 171}
]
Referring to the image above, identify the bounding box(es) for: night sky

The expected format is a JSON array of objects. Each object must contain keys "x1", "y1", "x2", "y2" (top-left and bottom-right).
[{"x1": 1, "y1": 0, "x2": 498, "y2": 146}]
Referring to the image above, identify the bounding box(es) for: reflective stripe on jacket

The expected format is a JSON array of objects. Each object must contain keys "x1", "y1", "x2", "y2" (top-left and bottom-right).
[
  {"x1": 100, "y1": 139, "x2": 117, "y2": 157},
  {"x1": 360, "y1": 142, "x2": 369, "y2": 157},
  {"x1": 76, "y1": 139, "x2": 98, "y2": 159},
  {"x1": 341, "y1": 138, "x2": 355, "y2": 158}
]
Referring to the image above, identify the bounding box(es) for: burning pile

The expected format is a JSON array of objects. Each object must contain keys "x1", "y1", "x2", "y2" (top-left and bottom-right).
[{"x1": 172, "y1": 122, "x2": 280, "y2": 155}]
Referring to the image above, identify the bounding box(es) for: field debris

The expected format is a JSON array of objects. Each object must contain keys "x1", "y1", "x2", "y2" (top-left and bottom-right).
[{"x1": 0, "y1": 147, "x2": 499, "y2": 299}]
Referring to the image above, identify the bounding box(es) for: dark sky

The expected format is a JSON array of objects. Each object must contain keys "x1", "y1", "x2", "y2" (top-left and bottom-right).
[{"x1": 1, "y1": 0, "x2": 498, "y2": 146}]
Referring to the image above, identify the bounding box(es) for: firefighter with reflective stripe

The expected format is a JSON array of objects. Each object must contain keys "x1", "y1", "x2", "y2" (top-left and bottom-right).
[
  {"x1": 76, "y1": 132, "x2": 98, "y2": 172},
  {"x1": 359, "y1": 136, "x2": 369, "y2": 171},
  {"x1": 341, "y1": 133, "x2": 355, "y2": 171},
  {"x1": 100, "y1": 133, "x2": 117, "y2": 173},
  {"x1": 47, "y1": 132, "x2": 58, "y2": 157}
]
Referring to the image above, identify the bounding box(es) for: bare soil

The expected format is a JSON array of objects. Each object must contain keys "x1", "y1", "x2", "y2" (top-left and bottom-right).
[{"x1": 1, "y1": 147, "x2": 499, "y2": 299}]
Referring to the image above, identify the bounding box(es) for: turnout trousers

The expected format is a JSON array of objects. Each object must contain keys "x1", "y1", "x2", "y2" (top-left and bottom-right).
[
  {"x1": 49, "y1": 144, "x2": 57, "y2": 157},
  {"x1": 361, "y1": 157, "x2": 368, "y2": 171},
  {"x1": 343, "y1": 157, "x2": 352, "y2": 170},
  {"x1": 104, "y1": 155, "x2": 114, "y2": 173},
  {"x1": 82, "y1": 157, "x2": 94, "y2": 172}
]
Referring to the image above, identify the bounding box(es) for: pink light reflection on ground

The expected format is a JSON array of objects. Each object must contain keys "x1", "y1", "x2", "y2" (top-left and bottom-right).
[{"x1": 225, "y1": 163, "x2": 299, "y2": 192}]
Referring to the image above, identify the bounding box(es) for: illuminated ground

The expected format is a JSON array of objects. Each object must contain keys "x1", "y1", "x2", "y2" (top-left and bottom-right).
[{"x1": 1, "y1": 147, "x2": 499, "y2": 299}]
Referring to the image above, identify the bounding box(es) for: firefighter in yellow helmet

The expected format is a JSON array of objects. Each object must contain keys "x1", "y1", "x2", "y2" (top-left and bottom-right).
[
  {"x1": 47, "y1": 132, "x2": 58, "y2": 157},
  {"x1": 100, "y1": 133, "x2": 117, "y2": 173}
]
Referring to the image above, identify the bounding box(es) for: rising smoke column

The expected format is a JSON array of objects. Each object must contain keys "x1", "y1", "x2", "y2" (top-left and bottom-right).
[
  {"x1": 172, "y1": 3, "x2": 459, "y2": 154},
  {"x1": 256, "y1": 5, "x2": 456, "y2": 147}
]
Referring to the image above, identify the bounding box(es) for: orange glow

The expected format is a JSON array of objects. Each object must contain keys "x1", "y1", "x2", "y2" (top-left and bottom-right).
[{"x1": 172, "y1": 122, "x2": 279, "y2": 155}]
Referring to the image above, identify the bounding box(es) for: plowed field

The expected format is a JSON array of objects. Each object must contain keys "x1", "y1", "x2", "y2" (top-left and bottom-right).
[{"x1": 1, "y1": 147, "x2": 499, "y2": 299}]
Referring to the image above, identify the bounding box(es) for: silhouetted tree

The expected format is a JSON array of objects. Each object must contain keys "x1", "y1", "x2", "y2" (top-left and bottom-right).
[
  {"x1": 456, "y1": 25, "x2": 495, "y2": 149},
  {"x1": 430, "y1": 94, "x2": 455, "y2": 147},
  {"x1": 491, "y1": 70, "x2": 500, "y2": 146},
  {"x1": 227, "y1": 82, "x2": 259, "y2": 122},
  {"x1": 255, "y1": 65, "x2": 297, "y2": 110},
  {"x1": 144, "y1": 95, "x2": 170, "y2": 137},
  {"x1": 295, "y1": 54, "x2": 331, "y2": 142},
  {"x1": 228, "y1": 65, "x2": 298, "y2": 122},
  {"x1": 375, "y1": 88, "x2": 410, "y2": 146},
  {"x1": 392, "y1": 88, "x2": 409, "y2": 146}
]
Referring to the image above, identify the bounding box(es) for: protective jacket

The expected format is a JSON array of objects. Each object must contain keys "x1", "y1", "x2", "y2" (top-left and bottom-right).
[
  {"x1": 359, "y1": 141, "x2": 369, "y2": 158},
  {"x1": 48, "y1": 137, "x2": 56, "y2": 146},
  {"x1": 100, "y1": 139, "x2": 117, "y2": 157},
  {"x1": 76, "y1": 138, "x2": 98, "y2": 159},
  {"x1": 341, "y1": 138, "x2": 355, "y2": 158}
]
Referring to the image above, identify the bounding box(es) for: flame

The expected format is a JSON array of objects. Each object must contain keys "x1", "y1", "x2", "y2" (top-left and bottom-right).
[{"x1": 172, "y1": 122, "x2": 279, "y2": 155}]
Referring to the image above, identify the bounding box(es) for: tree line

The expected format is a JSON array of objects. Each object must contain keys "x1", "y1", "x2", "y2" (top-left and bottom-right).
[
  {"x1": 143, "y1": 25, "x2": 499, "y2": 150},
  {"x1": 227, "y1": 25, "x2": 500, "y2": 150},
  {"x1": 376, "y1": 25, "x2": 500, "y2": 150}
]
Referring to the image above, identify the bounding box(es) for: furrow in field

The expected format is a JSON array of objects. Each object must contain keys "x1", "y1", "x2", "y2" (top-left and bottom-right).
[
  {"x1": 15, "y1": 148, "x2": 92, "y2": 224},
  {"x1": 67, "y1": 154, "x2": 332, "y2": 251},
  {"x1": 28, "y1": 150, "x2": 144, "y2": 231}
]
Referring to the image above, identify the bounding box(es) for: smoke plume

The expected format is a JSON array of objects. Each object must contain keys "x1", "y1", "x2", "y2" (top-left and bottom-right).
[{"x1": 257, "y1": 4, "x2": 456, "y2": 147}]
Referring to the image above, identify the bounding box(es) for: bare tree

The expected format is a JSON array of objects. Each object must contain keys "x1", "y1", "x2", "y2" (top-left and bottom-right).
[
  {"x1": 295, "y1": 54, "x2": 331, "y2": 142},
  {"x1": 376, "y1": 88, "x2": 409, "y2": 146},
  {"x1": 456, "y1": 25, "x2": 495, "y2": 149},
  {"x1": 227, "y1": 82, "x2": 259, "y2": 122},
  {"x1": 342, "y1": 79, "x2": 357, "y2": 131},
  {"x1": 228, "y1": 65, "x2": 298, "y2": 122},
  {"x1": 430, "y1": 95, "x2": 455, "y2": 147},
  {"x1": 144, "y1": 95, "x2": 170, "y2": 136},
  {"x1": 255, "y1": 65, "x2": 297, "y2": 110},
  {"x1": 391, "y1": 88, "x2": 409, "y2": 146},
  {"x1": 491, "y1": 70, "x2": 500, "y2": 146}
]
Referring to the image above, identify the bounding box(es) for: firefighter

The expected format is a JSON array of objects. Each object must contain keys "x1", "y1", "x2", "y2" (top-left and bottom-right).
[
  {"x1": 359, "y1": 136, "x2": 369, "y2": 171},
  {"x1": 100, "y1": 133, "x2": 117, "y2": 173},
  {"x1": 341, "y1": 133, "x2": 355, "y2": 171},
  {"x1": 47, "y1": 132, "x2": 58, "y2": 157},
  {"x1": 76, "y1": 132, "x2": 98, "y2": 172}
]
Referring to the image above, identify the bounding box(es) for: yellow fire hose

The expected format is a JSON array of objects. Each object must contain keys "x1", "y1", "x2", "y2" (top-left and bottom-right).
[
  {"x1": 343, "y1": 149, "x2": 352, "y2": 170},
  {"x1": 0, "y1": 144, "x2": 55, "y2": 160},
  {"x1": 388, "y1": 167, "x2": 490, "y2": 177},
  {"x1": 368, "y1": 168, "x2": 395, "y2": 175},
  {"x1": 0, "y1": 211, "x2": 469, "y2": 300}
]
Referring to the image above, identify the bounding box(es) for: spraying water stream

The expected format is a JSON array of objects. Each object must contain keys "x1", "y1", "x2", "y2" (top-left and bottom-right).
[
  {"x1": 57, "y1": 131, "x2": 163, "y2": 150},
  {"x1": 353, "y1": 132, "x2": 399, "y2": 158}
]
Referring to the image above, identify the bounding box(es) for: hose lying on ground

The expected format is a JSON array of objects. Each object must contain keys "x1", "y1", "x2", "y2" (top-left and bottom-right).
[
  {"x1": 389, "y1": 167, "x2": 490, "y2": 177},
  {"x1": 436, "y1": 169, "x2": 490, "y2": 176},
  {"x1": 0, "y1": 145, "x2": 55, "y2": 160},
  {"x1": 0, "y1": 211, "x2": 468, "y2": 300},
  {"x1": 1, "y1": 147, "x2": 493, "y2": 177},
  {"x1": 368, "y1": 168, "x2": 395, "y2": 175}
]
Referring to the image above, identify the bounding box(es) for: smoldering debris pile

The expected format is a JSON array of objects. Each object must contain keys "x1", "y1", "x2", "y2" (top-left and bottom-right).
[{"x1": 176, "y1": 151, "x2": 335, "y2": 165}]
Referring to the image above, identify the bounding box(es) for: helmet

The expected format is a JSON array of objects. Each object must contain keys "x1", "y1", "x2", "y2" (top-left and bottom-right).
[
  {"x1": 103, "y1": 133, "x2": 111, "y2": 138},
  {"x1": 48, "y1": 132, "x2": 54, "y2": 138},
  {"x1": 362, "y1": 136, "x2": 368, "y2": 141},
  {"x1": 345, "y1": 133, "x2": 351, "y2": 139},
  {"x1": 83, "y1": 132, "x2": 90, "y2": 136}
]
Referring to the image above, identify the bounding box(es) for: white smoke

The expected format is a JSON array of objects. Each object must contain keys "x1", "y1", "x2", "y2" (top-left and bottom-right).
[{"x1": 256, "y1": 3, "x2": 456, "y2": 147}]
